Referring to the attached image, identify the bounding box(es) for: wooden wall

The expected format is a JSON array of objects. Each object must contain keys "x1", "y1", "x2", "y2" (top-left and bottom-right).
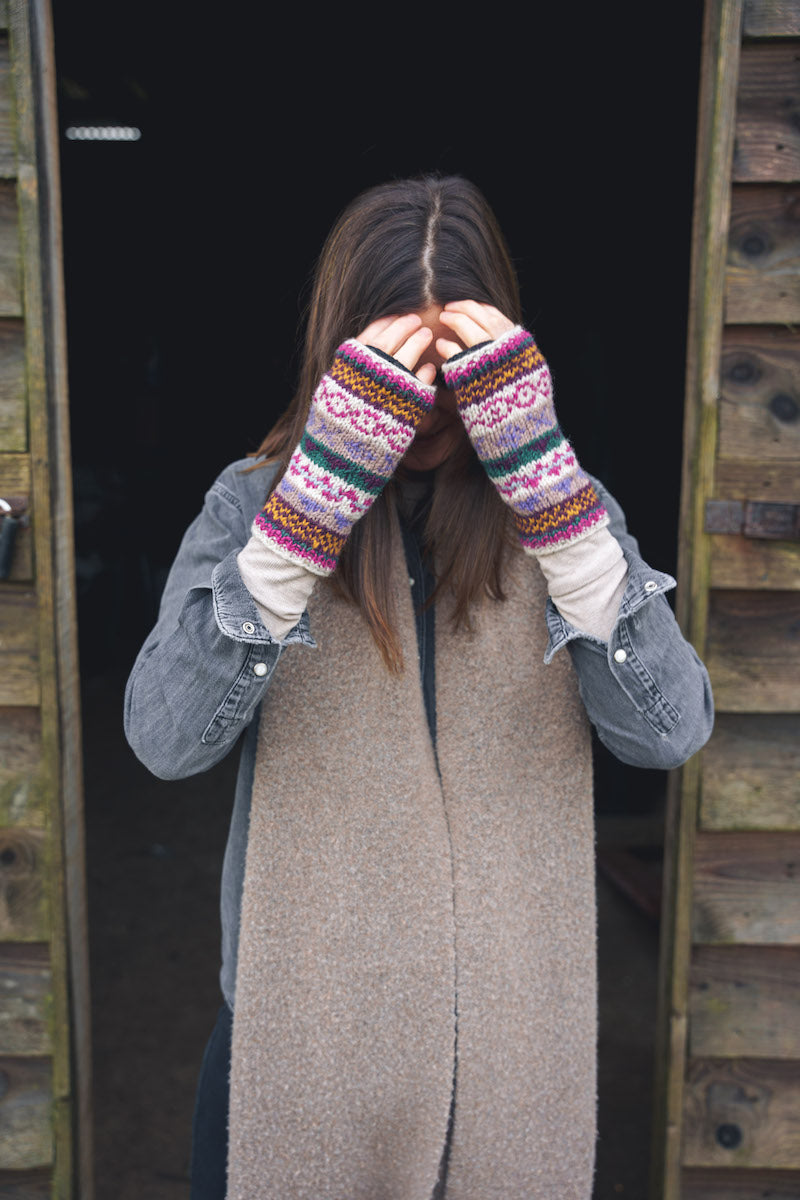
[
  {"x1": 655, "y1": 1, "x2": 800, "y2": 1197},
  {"x1": 0, "y1": 1, "x2": 88, "y2": 1195}
]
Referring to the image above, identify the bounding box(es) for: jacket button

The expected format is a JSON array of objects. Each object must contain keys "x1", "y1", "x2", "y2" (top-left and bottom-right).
[
  {"x1": 253, "y1": 662, "x2": 268, "y2": 677},
  {"x1": 242, "y1": 621, "x2": 256, "y2": 634},
  {"x1": 613, "y1": 648, "x2": 627, "y2": 664},
  {"x1": 644, "y1": 581, "x2": 658, "y2": 593}
]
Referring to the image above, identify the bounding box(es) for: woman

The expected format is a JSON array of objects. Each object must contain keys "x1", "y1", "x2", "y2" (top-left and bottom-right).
[{"x1": 124, "y1": 175, "x2": 713, "y2": 1200}]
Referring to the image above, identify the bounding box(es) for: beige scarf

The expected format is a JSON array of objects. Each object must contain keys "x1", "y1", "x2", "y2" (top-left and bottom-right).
[{"x1": 228, "y1": 527, "x2": 597, "y2": 1199}]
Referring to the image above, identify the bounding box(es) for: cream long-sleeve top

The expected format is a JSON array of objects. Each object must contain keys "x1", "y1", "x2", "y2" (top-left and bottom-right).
[{"x1": 237, "y1": 512, "x2": 628, "y2": 644}]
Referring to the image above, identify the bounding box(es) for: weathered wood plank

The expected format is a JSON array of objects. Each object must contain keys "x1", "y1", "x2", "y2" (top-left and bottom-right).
[
  {"x1": 689, "y1": 945, "x2": 800, "y2": 1057},
  {"x1": 0, "y1": 185, "x2": 21, "y2": 318},
  {"x1": 692, "y1": 831, "x2": 800, "y2": 944},
  {"x1": 706, "y1": 589, "x2": 800, "y2": 711},
  {"x1": 0, "y1": 588, "x2": 38, "y2": 706},
  {"x1": 0, "y1": 1169, "x2": 50, "y2": 1197},
  {"x1": 719, "y1": 326, "x2": 800, "y2": 464},
  {"x1": 0, "y1": 451, "x2": 27, "y2": 494},
  {"x1": 0, "y1": 1057, "x2": 51, "y2": 1168},
  {"x1": 709, "y1": 532, "x2": 800, "y2": 589},
  {"x1": 0, "y1": 944, "x2": 50, "y2": 1055},
  {"x1": 0, "y1": 37, "x2": 13, "y2": 181},
  {"x1": 0, "y1": 319, "x2": 25, "y2": 453},
  {"x1": 715, "y1": 455, "x2": 800, "y2": 500},
  {"x1": 715, "y1": 335, "x2": 800, "y2": 585},
  {"x1": 701, "y1": 713, "x2": 800, "y2": 830},
  {"x1": 733, "y1": 43, "x2": 800, "y2": 181},
  {"x1": 0, "y1": 708, "x2": 43, "y2": 829},
  {"x1": 682, "y1": 1058, "x2": 800, "y2": 1168},
  {"x1": 682, "y1": 1166, "x2": 800, "y2": 1197},
  {"x1": 725, "y1": 185, "x2": 800, "y2": 322},
  {"x1": 0, "y1": 829, "x2": 46, "y2": 941},
  {"x1": 744, "y1": 1, "x2": 800, "y2": 37}
]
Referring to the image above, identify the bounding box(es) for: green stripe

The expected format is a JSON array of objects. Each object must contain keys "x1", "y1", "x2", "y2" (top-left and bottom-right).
[
  {"x1": 482, "y1": 427, "x2": 564, "y2": 480},
  {"x1": 300, "y1": 432, "x2": 385, "y2": 496}
]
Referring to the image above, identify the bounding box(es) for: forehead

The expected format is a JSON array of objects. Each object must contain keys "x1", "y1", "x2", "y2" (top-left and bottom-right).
[{"x1": 411, "y1": 304, "x2": 448, "y2": 369}]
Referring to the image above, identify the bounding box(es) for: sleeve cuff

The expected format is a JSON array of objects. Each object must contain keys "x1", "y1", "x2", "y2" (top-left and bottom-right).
[
  {"x1": 211, "y1": 548, "x2": 315, "y2": 648},
  {"x1": 544, "y1": 546, "x2": 676, "y2": 664}
]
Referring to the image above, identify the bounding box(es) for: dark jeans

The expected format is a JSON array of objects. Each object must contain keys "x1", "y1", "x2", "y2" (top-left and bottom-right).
[{"x1": 190, "y1": 1003, "x2": 232, "y2": 1200}]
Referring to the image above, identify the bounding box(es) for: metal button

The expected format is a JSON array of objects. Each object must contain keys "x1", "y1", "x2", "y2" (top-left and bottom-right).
[
  {"x1": 253, "y1": 662, "x2": 268, "y2": 677},
  {"x1": 409, "y1": 577, "x2": 415, "y2": 587},
  {"x1": 644, "y1": 581, "x2": 658, "y2": 593},
  {"x1": 613, "y1": 648, "x2": 627, "y2": 664},
  {"x1": 242, "y1": 621, "x2": 256, "y2": 635}
]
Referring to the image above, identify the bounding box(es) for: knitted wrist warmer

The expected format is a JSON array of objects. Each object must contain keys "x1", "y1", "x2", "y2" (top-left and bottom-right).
[
  {"x1": 253, "y1": 341, "x2": 436, "y2": 575},
  {"x1": 441, "y1": 326, "x2": 609, "y2": 555}
]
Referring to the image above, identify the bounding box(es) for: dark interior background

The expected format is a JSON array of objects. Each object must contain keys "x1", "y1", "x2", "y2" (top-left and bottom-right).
[
  {"x1": 55, "y1": 4, "x2": 703, "y2": 677},
  {"x1": 51, "y1": 2, "x2": 704, "y2": 1195}
]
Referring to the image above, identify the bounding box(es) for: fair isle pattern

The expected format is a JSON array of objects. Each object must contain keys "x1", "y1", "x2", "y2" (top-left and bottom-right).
[
  {"x1": 442, "y1": 326, "x2": 609, "y2": 555},
  {"x1": 253, "y1": 341, "x2": 436, "y2": 574}
]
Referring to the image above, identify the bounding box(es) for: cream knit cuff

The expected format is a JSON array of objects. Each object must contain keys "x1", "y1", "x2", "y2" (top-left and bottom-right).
[
  {"x1": 237, "y1": 534, "x2": 318, "y2": 642},
  {"x1": 538, "y1": 526, "x2": 628, "y2": 642}
]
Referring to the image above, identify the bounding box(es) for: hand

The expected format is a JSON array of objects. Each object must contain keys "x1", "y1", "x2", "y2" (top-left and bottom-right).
[
  {"x1": 357, "y1": 314, "x2": 436, "y2": 386},
  {"x1": 436, "y1": 300, "x2": 515, "y2": 361}
]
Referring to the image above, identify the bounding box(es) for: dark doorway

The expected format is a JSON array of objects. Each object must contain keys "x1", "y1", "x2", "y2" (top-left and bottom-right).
[{"x1": 53, "y1": 4, "x2": 703, "y2": 1195}]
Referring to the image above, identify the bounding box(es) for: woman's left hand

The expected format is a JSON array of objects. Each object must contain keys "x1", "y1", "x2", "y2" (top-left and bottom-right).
[{"x1": 436, "y1": 300, "x2": 516, "y2": 361}]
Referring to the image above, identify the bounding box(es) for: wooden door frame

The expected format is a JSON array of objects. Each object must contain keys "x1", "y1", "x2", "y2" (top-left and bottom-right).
[
  {"x1": 651, "y1": 3, "x2": 743, "y2": 1197},
  {"x1": 9, "y1": 0, "x2": 92, "y2": 1192}
]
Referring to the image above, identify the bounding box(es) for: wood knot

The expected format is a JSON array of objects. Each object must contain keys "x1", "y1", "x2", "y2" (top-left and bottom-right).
[
  {"x1": 769, "y1": 393, "x2": 799, "y2": 423},
  {"x1": 0, "y1": 834, "x2": 36, "y2": 878},
  {"x1": 727, "y1": 356, "x2": 760, "y2": 384},
  {"x1": 0, "y1": 830, "x2": 44, "y2": 937},
  {"x1": 715, "y1": 1123, "x2": 742, "y2": 1150},
  {"x1": 740, "y1": 231, "x2": 770, "y2": 257}
]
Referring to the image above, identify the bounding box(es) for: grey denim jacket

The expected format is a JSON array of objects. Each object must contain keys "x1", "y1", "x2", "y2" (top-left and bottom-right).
[{"x1": 124, "y1": 458, "x2": 714, "y2": 1007}]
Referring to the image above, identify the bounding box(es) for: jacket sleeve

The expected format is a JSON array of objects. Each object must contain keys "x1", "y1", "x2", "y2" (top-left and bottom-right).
[
  {"x1": 544, "y1": 480, "x2": 714, "y2": 770},
  {"x1": 124, "y1": 463, "x2": 314, "y2": 781}
]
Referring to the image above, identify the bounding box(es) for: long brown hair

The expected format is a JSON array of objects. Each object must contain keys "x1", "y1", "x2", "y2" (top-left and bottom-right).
[{"x1": 253, "y1": 175, "x2": 524, "y2": 671}]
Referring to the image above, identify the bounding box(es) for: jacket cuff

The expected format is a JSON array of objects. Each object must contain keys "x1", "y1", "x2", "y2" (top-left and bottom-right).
[
  {"x1": 211, "y1": 548, "x2": 315, "y2": 647},
  {"x1": 544, "y1": 551, "x2": 676, "y2": 663}
]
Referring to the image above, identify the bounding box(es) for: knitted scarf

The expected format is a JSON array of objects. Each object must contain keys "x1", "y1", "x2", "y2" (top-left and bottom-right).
[{"x1": 228, "y1": 522, "x2": 597, "y2": 1200}]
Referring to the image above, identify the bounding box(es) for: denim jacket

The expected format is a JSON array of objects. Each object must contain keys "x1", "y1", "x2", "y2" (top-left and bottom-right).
[{"x1": 124, "y1": 458, "x2": 714, "y2": 1006}]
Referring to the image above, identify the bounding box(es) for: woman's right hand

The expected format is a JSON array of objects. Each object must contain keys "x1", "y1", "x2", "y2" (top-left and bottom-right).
[{"x1": 357, "y1": 314, "x2": 436, "y2": 386}]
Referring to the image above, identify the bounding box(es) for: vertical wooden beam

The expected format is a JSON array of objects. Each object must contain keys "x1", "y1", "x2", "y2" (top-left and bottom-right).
[
  {"x1": 651, "y1": 2, "x2": 744, "y2": 1198},
  {"x1": 8, "y1": 1, "x2": 90, "y2": 1195},
  {"x1": 6, "y1": 1, "x2": 68, "y2": 1188},
  {"x1": 29, "y1": 3, "x2": 91, "y2": 1194}
]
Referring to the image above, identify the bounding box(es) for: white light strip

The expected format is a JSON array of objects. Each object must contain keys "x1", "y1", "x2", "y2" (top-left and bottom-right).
[{"x1": 65, "y1": 126, "x2": 142, "y2": 141}]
